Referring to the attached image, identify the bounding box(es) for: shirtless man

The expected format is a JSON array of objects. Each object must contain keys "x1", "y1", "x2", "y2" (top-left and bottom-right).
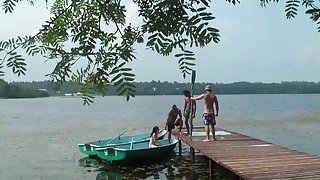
[
  {"x1": 164, "y1": 105, "x2": 183, "y2": 143},
  {"x1": 183, "y1": 90, "x2": 196, "y2": 136},
  {"x1": 192, "y1": 85, "x2": 219, "y2": 142}
]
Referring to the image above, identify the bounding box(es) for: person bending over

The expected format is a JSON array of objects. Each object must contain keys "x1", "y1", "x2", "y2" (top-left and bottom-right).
[{"x1": 164, "y1": 105, "x2": 182, "y2": 143}]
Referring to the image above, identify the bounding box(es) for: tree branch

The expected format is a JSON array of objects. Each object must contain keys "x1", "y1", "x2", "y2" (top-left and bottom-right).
[{"x1": 95, "y1": 0, "x2": 124, "y2": 37}]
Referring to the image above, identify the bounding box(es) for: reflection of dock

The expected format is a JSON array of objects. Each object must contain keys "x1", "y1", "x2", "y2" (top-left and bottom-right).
[
  {"x1": 96, "y1": 171, "x2": 124, "y2": 180},
  {"x1": 173, "y1": 127, "x2": 320, "y2": 179}
]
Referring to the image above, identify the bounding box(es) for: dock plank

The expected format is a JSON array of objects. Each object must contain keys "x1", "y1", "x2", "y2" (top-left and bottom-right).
[{"x1": 173, "y1": 127, "x2": 320, "y2": 180}]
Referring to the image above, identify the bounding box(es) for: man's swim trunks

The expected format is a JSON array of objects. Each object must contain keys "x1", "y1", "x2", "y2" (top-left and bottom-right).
[
  {"x1": 168, "y1": 122, "x2": 175, "y2": 131},
  {"x1": 202, "y1": 113, "x2": 216, "y2": 126}
]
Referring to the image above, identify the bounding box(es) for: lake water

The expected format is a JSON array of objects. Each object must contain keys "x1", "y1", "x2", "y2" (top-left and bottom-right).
[{"x1": 0, "y1": 94, "x2": 319, "y2": 179}]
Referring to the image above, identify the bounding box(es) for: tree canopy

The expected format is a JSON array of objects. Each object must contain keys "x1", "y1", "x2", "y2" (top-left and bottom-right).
[
  {"x1": 0, "y1": 79, "x2": 49, "y2": 98},
  {"x1": 1, "y1": 0, "x2": 319, "y2": 104}
]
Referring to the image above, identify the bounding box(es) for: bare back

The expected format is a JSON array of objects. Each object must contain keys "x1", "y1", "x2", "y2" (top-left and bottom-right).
[
  {"x1": 203, "y1": 92, "x2": 218, "y2": 114},
  {"x1": 167, "y1": 108, "x2": 182, "y2": 123}
]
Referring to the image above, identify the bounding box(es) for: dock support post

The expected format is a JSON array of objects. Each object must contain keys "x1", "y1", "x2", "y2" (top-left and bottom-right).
[
  {"x1": 209, "y1": 159, "x2": 214, "y2": 178},
  {"x1": 178, "y1": 139, "x2": 182, "y2": 157},
  {"x1": 190, "y1": 147, "x2": 195, "y2": 163}
]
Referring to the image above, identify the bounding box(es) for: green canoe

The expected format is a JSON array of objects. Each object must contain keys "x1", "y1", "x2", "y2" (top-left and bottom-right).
[
  {"x1": 95, "y1": 137, "x2": 178, "y2": 162},
  {"x1": 78, "y1": 129, "x2": 167, "y2": 156}
]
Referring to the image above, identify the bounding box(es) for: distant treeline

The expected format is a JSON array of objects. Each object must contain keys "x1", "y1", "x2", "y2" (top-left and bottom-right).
[
  {"x1": 0, "y1": 79, "x2": 49, "y2": 98},
  {"x1": 10, "y1": 80, "x2": 320, "y2": 96}
]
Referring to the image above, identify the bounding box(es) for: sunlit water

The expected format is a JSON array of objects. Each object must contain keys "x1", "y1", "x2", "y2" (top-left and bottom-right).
[{"x1": 0, "y1": 94, "x2": 319, "y2": 179}]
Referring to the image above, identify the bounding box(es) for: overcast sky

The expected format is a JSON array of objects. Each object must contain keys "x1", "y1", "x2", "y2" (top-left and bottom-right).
[{"x1": 0, "y1": 0, "x2": 319, "y2": 83}]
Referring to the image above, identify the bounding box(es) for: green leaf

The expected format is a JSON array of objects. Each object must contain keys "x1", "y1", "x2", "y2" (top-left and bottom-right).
[
  {"x1": 197, "y1": 7, "x2": 206, "y2": 12},
  {"x1": 200, "y1": 0, "x2": 210, "y2": 7},
  {"x1": 124, "y1": 77, "x2": 135, "y2": 81},
  {"x1": 306, "y1": 9, "x2": 320, "y2": 14},
  {"x1": 202, "y1": 16, "x2": 215, "y2": 21},
  {"x1": 122, "y1": 72, "x2": 135, "y2": 77},
  {"x1": 114, "y1": 78, "x2": 124, "y2": 86},
  {"x1": 175, "y1": 53, "x2": 184, "y2": 57},
  {"x1": 185, "y1": 57, "x2": 196, "y2": 60},
  {"x1": 120, "y1": 68, "x2": 132, "y2": 72},
  {"x1": 111, "y1": 73, "x2": 121, "y2": 82},
  {"x1": 196, "y1": 23, "x2": 205, "y2": 33}
]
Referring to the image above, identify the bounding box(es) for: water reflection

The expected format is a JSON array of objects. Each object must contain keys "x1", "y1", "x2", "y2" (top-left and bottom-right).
[
  {"x1": 79, "y1": 156, "x2": 100, "y2": 168},
  {"x1": 96, "y1": 171, "x2": 124, "y2": 180},
  {"x1": 78, "y1": 150, "x2": 236, "y2": 180}
]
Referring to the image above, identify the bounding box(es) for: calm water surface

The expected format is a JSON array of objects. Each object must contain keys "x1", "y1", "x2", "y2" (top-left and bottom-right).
[{"x1": 0, "y1": 94, "x2": 319, "y2": 179}]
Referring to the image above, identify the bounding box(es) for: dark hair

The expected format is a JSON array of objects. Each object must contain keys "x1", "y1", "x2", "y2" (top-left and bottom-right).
[
  {"x1": 183, "y1": 90, "x2": 191, "y2": 97},
  {"x1": 150, "y1": 126, "x2": 159, "y2": 137}
]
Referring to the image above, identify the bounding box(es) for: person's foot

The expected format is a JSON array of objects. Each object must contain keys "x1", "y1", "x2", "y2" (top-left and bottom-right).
[
  {"x1": 202, "y1": 139, "x2": 210, "y2": 142},
  {"x1": 211, "y1": 138, "x2": 218, "y2": 141}
]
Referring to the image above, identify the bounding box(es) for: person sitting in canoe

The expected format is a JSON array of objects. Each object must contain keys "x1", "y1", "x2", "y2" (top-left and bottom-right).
[
  {"x1": 164, "y1": 104, "x2": 183, "y2": 143},
  {"x1": 149, "y1": 126, "x2": 160, "y2": 148}
]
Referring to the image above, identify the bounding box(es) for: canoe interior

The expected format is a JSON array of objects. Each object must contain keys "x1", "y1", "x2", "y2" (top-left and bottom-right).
[
  {"x1": 87, "y1": 129, "x2": 167, "y2": 147},
  {"x1": 113, "y1": 138, "x2": 177, "y2": 151}
]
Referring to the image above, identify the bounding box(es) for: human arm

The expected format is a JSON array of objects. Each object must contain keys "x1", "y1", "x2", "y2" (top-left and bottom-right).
[
  {"x1": 191, "y1": 94, "x2": 204, "y2": 101},
  {"x1": 173, "y1": 109, "x2": 183, "y2": 127},
  {"x1": 214, "y1": 96, "x2": 219, "y2": 116},
  {"x1": 192, "y1": 100, "x2": 196, "y2": 118}
]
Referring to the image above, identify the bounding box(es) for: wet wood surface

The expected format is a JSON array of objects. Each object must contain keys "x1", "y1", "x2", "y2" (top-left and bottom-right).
[{"x1": 173, "y1": 127, "x2": 320, "y2": 180}]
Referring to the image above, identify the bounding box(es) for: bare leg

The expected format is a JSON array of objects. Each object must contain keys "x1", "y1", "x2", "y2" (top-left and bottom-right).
[
  {"x1": 184, "y1": 113, "x2": 190, "y2": 135},
  {"x1": 179, "y1": 119, "x2": 183, "y2": 134},
  {"x1": 185, "y1": 119, "x2": 189, "y2": 135},
  {"x1": 203, "y1": 125, "x2": 210, "y2": 142},
  {"x1": 211, "y1": 124, "x2": 216, "y2": 141}
]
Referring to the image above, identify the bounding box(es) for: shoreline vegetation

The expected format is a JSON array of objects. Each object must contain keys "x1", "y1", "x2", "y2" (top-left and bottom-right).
[
  {"x1": 0, "y1": 79, "x2": 49, "y2": 98},
  {"x1": 3, "y1": 80, "x2": 320, "y2": 98}
]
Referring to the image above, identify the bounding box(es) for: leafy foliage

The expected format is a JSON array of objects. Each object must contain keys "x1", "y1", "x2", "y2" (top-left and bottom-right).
[
  {"x1": 283, "y1": 0, "x2": 320, "y2": 32},
  {"x1": 259, "y1": 0, "x2": 279, "y2": 7},
  {"x1": 2, "y1": 0, "x2": 17, "y2": 13},
  {"x1": 285, "y1": 0, "x2": 300, "y2": 18},
  {"x1": 0, "y1": 36, "x2": 45, "y2": 77},
  {"x1": 227, "y1": 0, "x2": 320, "y2": 34},
  {"x1": 0, "y1": 0, "x2": 221, "y2": 104},
  {"x1": 303, "y1": 0, "x2": 320, "y2": 32},
  {"x1": 225, "y1": 0, "x2": 240, "y2": 5},
  {"x1": 258, "y1": 0, "x2": 320, "y2": 32}
]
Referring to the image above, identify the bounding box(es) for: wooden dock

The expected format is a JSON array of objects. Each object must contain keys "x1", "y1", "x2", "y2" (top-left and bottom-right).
[{"x1": 173, "y1": 127, "x2": 320, "y2": 180}]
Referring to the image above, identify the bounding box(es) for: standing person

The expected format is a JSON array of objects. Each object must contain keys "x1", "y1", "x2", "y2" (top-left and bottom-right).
[
  {"x1": 164, "y1": 104, "x2": 183, "y2": 143},
  {"x1": 149, "y1": 126, "x2": 159, "y2": 148},
  {"x1": 192, "y1": 85, "x2": 219, "y2": 142},
  {"x1": 182, "y1": 90, "x2": 196, "y2": 136}
]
